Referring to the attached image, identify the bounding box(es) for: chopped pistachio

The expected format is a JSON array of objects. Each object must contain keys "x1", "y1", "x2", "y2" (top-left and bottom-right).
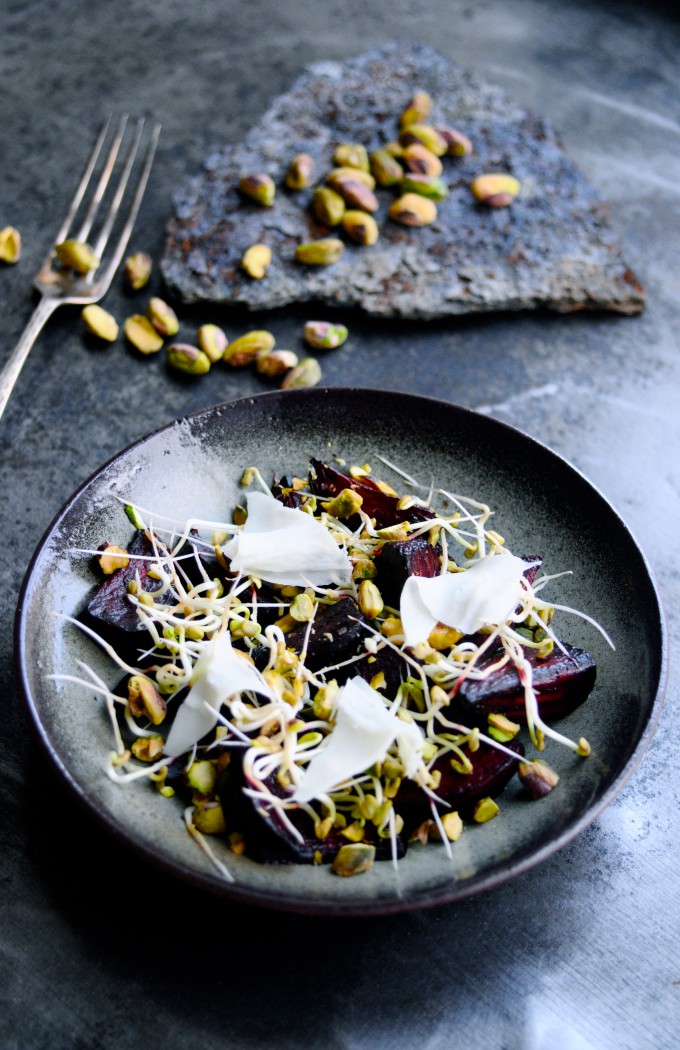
[
  {"x1": 186, "y1": 760, "x2": 217, "y2": 795},
  {"x1": 124, "y1": 314, "x2": 164, "y2": 354},
  {"x1": 322, "y1": 487, "x2": 363, "y2": 519},
  {"x1": 127, "y1": 675, "x2": 166, "y2": 725},
  {"x1": 487, "y1": 712, "x2": 521, "y2": 743},
  {"x1": 289, "y1": 592, "x2": 315, "y2": 622},
  {"x1": 441, "y1": 811, "x2": 463, "y2": 842},
  {"x1": 518, "y1": 759, "x2": 560, "y2": 799},
  {"x1": 473, "y1": 797, "x2": 500, "y2": 823},
  {"x1": 224, "y1": 330, "x2": 275, "y2": 366},
  {"x1": 97, "y1": 544, "x2": 129, "y2": 574},
  {"x1": 131, "y1": 736, "x2": 164, "y2": 762},
  {"x1": 0, "y1": 226, "x2": 21, "y2": 264},
  {"x1": 123, "y1": 251, "x2": 152, "y2": 289},
  {"x1": 241, "y1": 243, "x2": 272, "y2": 279},
  {"x1": 192, "y1": 801, "x2": 226, "y2": 835},
  {"x1": 358, "y1": 579, "x2": 384, "y2": 619}
]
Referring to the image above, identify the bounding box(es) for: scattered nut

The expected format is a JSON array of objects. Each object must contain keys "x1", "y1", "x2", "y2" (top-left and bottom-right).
[
  {"x1": 256, "y1": 348, "x2": 298, "y2": 377},
  {"x1": 241, "y1": 243, "x2": 272, "y2": 279},
  {"x1": 342, "y1": 210, "x2": 379, "y2": 245},
  {"x1": 0, "y1": 226, "x2": 21, "y2": 264},
  {"x1": 399, "y1": 124, "x2": 447, "y2": 156},
  {"x1": 400, "y1": 90, "x2": 432, "y2": 129},
  {"x1": 124, "y1": 314, "x2": 164, "y2": 354},
  {"x1": 127, "y1": 675, "x2": 166, "y2": 725},
  {"x1": 388, "y1": 193, "x2": 437, "y2": 227},
  {"x1": 97, "y1": 544, "x2": 129, "y2": 574},
  {"x1": 400, "y1": 174, "x2": 449, "y2": 201},
  {"x1": 323, "y1": 488, "x2": 364, "y2": 519},
  {"x1": 239, "y1": 173, "x2": 276, "y2": 206},
  {"x1": 326, "y1": 166, "x2": 376, "y2": 191},
  {"x1": 518, "y1": 759, "x2": 560, "y2": 799},
  {"x1": 224, "y1": 330, "x2": 275, "y2": 366},
  {"x1": 303, "y1": 321, "x2": 349, "y2": 350},
  {"x1": 402, "y1": 143, "x2": 443, "y2": 177},
  {"x1": 196, "y1": 323, "x2": 228, "y2": 363},
  {"x1": 441, "y1": 811, "x2": 463, "y2": 842},
  {"x1": 471, "y1": 173, "x2": 521, "y2": 207},
  {"x1": 332, "y1": 143, "x2": 369, "y2": 172},
  {"x1": 285, "y1": 152, "x2": 315, "y2": 190},
  {"x1": 327, "y1": 174, "x2": 378, "y2": 213},
  {"x1": 146, "y1": 296, "x2": 179, "y2": 336},
  {"x1": 54, "y1": 239, "x2": 99, "y2": 273},
  {"x1": 358, "y1": 579, "x2": 384, "y2": 619},
  {"x1": 81, "y1": 304, "x2": 119, "y2": 342},
  {"x1": 123, "y1": 251, "x2": 152, "y2": 289},
  {"x1": 166, "y1": 342, "x2": 211, "y2": 375},
  {"x1": 192, "y1": 801, "x2": 226, "y2": 835},
  {"x1": 472, "y1": 797, "x2": 500, "y2": 823},
  {"x1": 280, "y1": 357, "x2": 322, "y2": 389},
  {"x1": 436, "y1": 126, "x2": 473, "y2": 157},
  {"x1": 131, "y1": 736, "x2": 164, "y2": 762},
  {"x1": 369, "y1": 149, "x2": 404, "y2": 187},
  {"x1": 311, "y1": 187, "x2": 345, "y2": 226},
  {"x1": 294, "y1": 238, "x2": 344, "y2": 265},
  {"x1": 331, "y1": 842, "x2": 376, "y2": 877}
]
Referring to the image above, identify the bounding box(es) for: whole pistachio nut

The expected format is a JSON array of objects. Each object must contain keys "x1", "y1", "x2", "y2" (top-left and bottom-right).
[
  {"x1": 399, "y1": 89, "x2": 433, "y2": 129},
  {"x1": 81, "y1": 304, "x2": 119, "y2": 342},
  {"x1": 303, "y1": 321, "x2": 349, "y2": 350},
  {"x1": 332, "y1": 143, "x2": 369, "y2": 172},
  {"x1": 256, "y1": 348, "x2": 299, "y2": 377},
  {"x1": 326, "y1": 166, "x2": 375, "y2": 191},
  {"x1": 399, "y1": 124, "x2": 447, "y2": 157},
  {"x1": 166, "y1": 342, "x2": 211, "y2": 375},
  {"x1": 329, "y1": 176, "x2": 378, "y2": 213},
  {"x1": 123, "y1": 251, "x2": 152, "y2": 289},
  {"x1": 471, "y1": 173, "x2": 521, "y2": 207},
  {"x1": 285, "y1": 152, "x2": 315, "y2": 190},
  {"x1": 436, "y1": 126, "x2": 473, "y2": 157},
  {"x1": 384, "y1": 140, "x2": 405, "y2": 158},
  {"x1": 124, "y1": 314, "x2": 164, "y2": 354},
  {"x1": 388, "y1": 193, "x2": 437, "y2": 227},
  {"x1": 0, "y1": 226, "x2": 21, "y2": 264},
  {"x1": 342, "y1": 210, "x2": 379, "y2": 245},
  {"x1": 54, "y1": 239, "x2": 99, "y2": 273},
  {"x1": 402, "y1": 143, "x2": 443, "y2": 178},
  {"x1": 238, "y1": 173, "x2": 276, "y2": 206},
  {"x1": 241, "y1": 243, "x2": 272, "y2": 279},
  {"x1": 400, "y1": 174, "x2": 449, "y2": 201},
  {"x1": 280, "y1": 357, "x2": 322, "y2": 389},
  {"x1": 294, "y1": 238, "x2": 344, "y2": 266},
  {"x1": 196, "y1": 323, "x2": 228, "y2": 363},
  {"x1": 331, "y1": 842, "x2": 376, "y2": 877},
  {"x1": 311, "y1": 187, "x2": 345, "y2": 226},
  {"x1": 224, "y1": 329, "x2": 275, "y2": 367},
  {"x1": 146, "y1": 296, "x2": 179, "y2": 336},
  {"x1": 369, "y1": 149, "x2": 403, "y2": 187}
]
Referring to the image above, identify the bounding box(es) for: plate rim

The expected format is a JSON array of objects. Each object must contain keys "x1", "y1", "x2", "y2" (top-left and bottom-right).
[{"x1": 15, "y1": 388, "x2": 669, "y2": 915}]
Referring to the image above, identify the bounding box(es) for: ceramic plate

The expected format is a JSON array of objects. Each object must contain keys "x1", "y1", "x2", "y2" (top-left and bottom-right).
[{"x1": 16, "y1": 389, "x2": 667, "y2": 915}]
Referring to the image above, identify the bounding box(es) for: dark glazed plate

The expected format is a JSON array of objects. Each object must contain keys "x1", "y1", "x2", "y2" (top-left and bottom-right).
[{"x1": 16, "y1": 389, "x2": 667, "y2": 915}]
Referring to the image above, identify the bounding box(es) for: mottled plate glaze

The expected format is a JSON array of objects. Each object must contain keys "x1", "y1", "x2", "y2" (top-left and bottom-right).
[{"x1": 16, "y1": 389, "x2": 667, "y2": 915}]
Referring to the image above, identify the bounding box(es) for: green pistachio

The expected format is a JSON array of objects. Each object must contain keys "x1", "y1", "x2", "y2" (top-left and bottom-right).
[
  {"x1": 327, "y1": 174, "x2": 378, "y2": 213},
  {"x1": 192, "y1": 801, "x2": 226, "y2": 835},
  {"x1": 241, "y1": 243, "x2": 272, "y2": 279},
  {"x1": 123, "y1": 251, "x2": 152, "y2": 289},
  {"x1": 326, "y1": 166, "x2": 375, "y2": 190},
  {"x1": 311, "y1": 187, "x2": 345, "y2": 226},
  {"x1": 332, "y1": 143, "x2": 369, "y2": 172},
  {"x1": 369, "y1": 149, "x2": 404, "y2": 187},
  {"x1": 471, "y1": 174, "x2": 521, "y2": 207},
  {"x1": 399, "y1": 124, "x2": 448, "y2": 156},
  {"x1": 54, "y1": 239, "x2": 99, "y2": 273},
  {"x1": 256, "y1": 349, "x2": 299, "y2": 377},
  {"x1": 402, "y1": 143, "x2": 443, "y2": 177},
  {"x1": 166, "y1": 342, "x2": 211, "y2": 375},
  {"x1": 0, "y1": 226, "x2": 21, "y2": 264},
  {"x1": 399, "y1": 90, "x2": 432, "y2": 129},
  {"x1": 399, "y1": 174, "x2": 449, "y2": 201},
  {"x1": 332, "y1": 843, "x2": 376, "y2": 876},
  {"x1": 146, "y1": 296, "x2": 179, "y2": 336},
  {"x1": 436, "y1": 126, "x2": 473, "y2": 157},
  {"x1": 224, "y1": 330, "x2": 275, "y2": 366},
  {"x1": 294, "y1": 238, "x2": 344, "y2": 265},
  {"x1": 388, "y1": 193, "x2": 437, "y2": 227},
  {"x1": 81, "y1": 304, "x2": 119, "y2": 342},
  {"x1": 124, "y1": 314, "x2": 164, "y2": 354},
  {"x1": 239, "y1": 173, "x2": 276, "y2": 206},
  {"x1": 97, "y1": 544, "x2": 129, "y2": 574},
  {"x1": 127, "y1": 675, "x2": 166, "y2": 725},
  {"x1": 303, "y1": 321, "x2": 349, "y2": 350},
  {"x1": 473, "y1": 797, "x2": 500, "y2": 823},
  {"x1": 342, "y1": 210, "x2": 379, "y2": 245},
  {"x1": 280, "y1": 357, "x2": 322, "y2": 389},
  {"x1": 518, "y1": 759, "x2": 560, "y2": 798},
  {"x1": 196, "y1": 323, "x2": 228, "y2": 363},
  {"x1": 285, "y1": 152, "x2": 315, "y2": 190}
]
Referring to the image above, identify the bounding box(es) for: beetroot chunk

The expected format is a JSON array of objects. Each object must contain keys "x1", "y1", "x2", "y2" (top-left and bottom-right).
[
  {"x1": 309, "y1": 459, "x2": 435, "y2": 528},
  {"x1": 376, "y1": 536, "x2": 441, "y2": 606}
]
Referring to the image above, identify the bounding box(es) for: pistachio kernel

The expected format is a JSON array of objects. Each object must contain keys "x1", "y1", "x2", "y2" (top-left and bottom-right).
[
  {"x1": 127, "y1": 675, "x2": 166, "y2": 725},
  {"x1": 332, "y1": 143, "x2": 370, "y2": 172},
  {"x1": 124, "y1": 314, "x2": 164, "y2": 354},
  {"x1": 146, "y1": 297, "x2": 179, "y2": 336},
  {"x1": 0, "y1": 226, "x2": 21, "y2": 264},
  {"x1": 280, "y1": 357, "x2": 322, "y2": 389},
  {"x1": 241, "y1": 243, "x2": 272, "y2": 279},
  {"x1": 436, "y1": 126, "x2": 473, "y2": 157},
  {"x1": 54, "y1": 239, "x2": 99, "y2": 273},
  {"x1": 322, "y1": 487, "x2": 363, "y2": 519},
  {"x1": 303, "y1": 321, "x2": 349, "y2": 350},
  {"x1": 473, "y1": 797, "x2": 500, "y2": 823},
  {"x1": 399, "y1": 124, "x2": 448, "y2": 157},
  {"x1": 166, "y1": 343, "x2": 211, "y2": 375},
  {"x1": 192, "y1": 801, "x2": 226, "y2": 835},
  {"x1": 256, "y1": 349, "x2": 299, "y2": 377},
  {"x1": 358, "y1": 580, "x2": 384, "y2": 619},
  {"x1": 123, "y1": 251, "x2": 152, "y2": 289},
  {"x1": 388, "y1": 193, "x2": 437, "y2": 227},
  {"x1": 401, "y1": 143, "x2": 443, "y2": 178},
  {"x1": 342, "y1": 210, "x2": 379, "y2": 245},
  {"x1": 289, "y1": 592, "x2": 315, "y2": 622},
  {"x1": 488, "y1": 712, "x2": 521, "y2": 743},
  {"x1": 399, "y1": 89, "x2": 432, "y2": 128},
  {"x1": 294, "y1": 239, "x2": 344, "y2": 266},
  {"x1": 369, "y1": 149, "x2": 404, "y2": 187},
  {"x1": 326, "y1": 166, "x2": 376, "y2": 190},
  {"x1": 310, "y1": 186, "x2": 345, "y2": 226},
  {"x1": 81, "y1": 304, "x2": 119, "y2": 342},
  {"x1": 285, "y1": 152, "x2": 315, "y2": 190},
  {"x1": 196, "y1": 323, "x2": 228, "y2": 363},
  {"x1": 131, "y1": 736, "x2": 165, "y2": 762},
  {"x1": 238, "y1": 173, "x2": 276, "y2": 206},
  {"x1": 224, "y1": 329, "x2": 275, "y2": 366},
  {"x1": 327, "y1": 175, "x2": 378, "y2": 213},
  {"x1": 518, "y1": 759, "x2": 560, "y2": 799},
  {"x1": 442, "y1": 811, "x2": 463, "y2": 842},
  {"x1": 471, "y1": 174, "x2": 521, "y2": 207},
  {"x1": 400, "y1": 174, "x2": 449, "y2": 201},
  {"x1": 97, "y1": 544, "x2": 129, "y2": 574},
  {"x1": 332, "y1": 843, "x2": 376, "y2": 876},
  {"x1": 186, "y1": 760, "x2": 217, "y2": 795}
]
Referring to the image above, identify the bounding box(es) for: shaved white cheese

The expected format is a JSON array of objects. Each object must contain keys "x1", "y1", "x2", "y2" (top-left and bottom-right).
[
  {"x1": 401, "y1": 553, "x2": 534, "y2": 647},
  {"x1": 164, "y1": 632, "x2": 275, "y2": 756},
  {"x1": 395, "y1": 717, "x2": 425, "y2": 778},
  {"x1": 292, "y1": 677, "x2": 424, "y2": 802},
  {"x1": 222, "y1": 490, "x2": 352, "y2": 587}
]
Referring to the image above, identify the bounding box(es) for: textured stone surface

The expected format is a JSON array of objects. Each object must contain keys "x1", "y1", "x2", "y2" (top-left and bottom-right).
[{"x1": 163, "y1": 42, "x2": 644, "y2": 318}]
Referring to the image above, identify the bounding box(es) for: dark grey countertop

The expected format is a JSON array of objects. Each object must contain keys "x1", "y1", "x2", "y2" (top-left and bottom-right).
[{"x1": 1, "y1": 2, "x2": 678, "y2": 1048}]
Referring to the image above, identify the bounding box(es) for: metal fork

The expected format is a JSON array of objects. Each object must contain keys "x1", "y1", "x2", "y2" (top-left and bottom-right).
[{"x1": 0, "y1": 115, "x2": 161, "y2": 421}]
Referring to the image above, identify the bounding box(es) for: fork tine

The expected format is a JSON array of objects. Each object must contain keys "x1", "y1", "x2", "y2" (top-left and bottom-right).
[
  {"x1": 96, "y1": 121, "x2": 162, "y2": 287},
  {"x1": 74, "y1": 114, "x2": 129, "y2": 244},
  {"x1": 89, "y1": 117, "x2": 145, "y2": 264},
  {"x1": 51, "y1": 115, "x2": 113, "y2": 246}
]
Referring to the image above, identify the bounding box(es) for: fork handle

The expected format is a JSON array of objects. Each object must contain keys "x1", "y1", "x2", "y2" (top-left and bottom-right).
[{"x1": 0, "y1": 297, "x2": 58, "y2": 421}]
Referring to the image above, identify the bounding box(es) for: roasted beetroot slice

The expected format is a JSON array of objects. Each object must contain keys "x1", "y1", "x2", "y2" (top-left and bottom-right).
[
  {"x1": 252, "y1": 596, "x2": 368, "y2": 675},
  {"x1": 397, "y1": 739, "x2": 523, "y2": 825},
  {"x1": 222, "y1": 758, "x2": 407, "y2": 864},
  {"x1": 309, "y1": 458, "x2": 435, "y2": 528},
  {"x1": 453, "y1": 643, "x2": 596, "y2": 724},
  {"x1": 376, "y1": 536, "x2": 441, "y2": 606},
  {"x1": 83, "y1": 531, "x2": 176, "y2": 645},
  {"x1": 353, "y1": 641, "x2": 408, "y2": 695}
]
